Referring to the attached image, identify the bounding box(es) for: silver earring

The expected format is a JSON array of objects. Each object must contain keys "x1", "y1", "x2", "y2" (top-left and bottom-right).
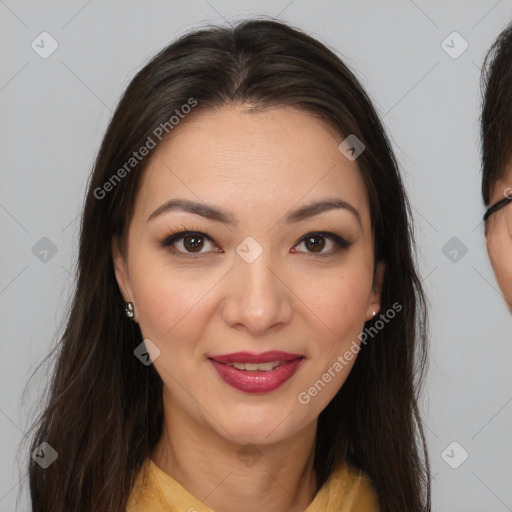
[
  {"x1": 125, "y1": 302, "x2": 135, "y2": 318},
  {"x1": 372, "y1": 311, "x2": 376, "y2": 317}
]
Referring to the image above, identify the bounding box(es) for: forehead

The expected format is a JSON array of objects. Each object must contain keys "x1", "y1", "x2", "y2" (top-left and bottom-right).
[{"x1": 135, "y1": 104, "x2": 370, "y2": 227}]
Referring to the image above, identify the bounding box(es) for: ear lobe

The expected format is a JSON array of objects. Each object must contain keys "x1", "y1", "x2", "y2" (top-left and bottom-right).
[
  {"x1": 366, "y1": 261, "x2": 385, "y2": 321},
  {"x1": 112, "y1": 237, "x2": 133, "y2": 303}
]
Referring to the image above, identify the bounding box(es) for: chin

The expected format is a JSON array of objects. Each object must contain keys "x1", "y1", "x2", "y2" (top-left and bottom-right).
[{"x1": 217, "y1": 415, "x2": 298, "y2": 446}]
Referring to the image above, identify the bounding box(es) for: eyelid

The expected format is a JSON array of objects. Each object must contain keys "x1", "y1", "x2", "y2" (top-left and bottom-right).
[
  {"x1": 161, "y1": 229, "x2": 219, "y2": 258},
  {"x1": 160, "y1": 228, "x2": 353, "y2": 257}
]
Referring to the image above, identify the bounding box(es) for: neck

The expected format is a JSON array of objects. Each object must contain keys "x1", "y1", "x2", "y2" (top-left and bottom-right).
[{"x1": 151, "y1": 392, "x2": 319, "y2": 512}]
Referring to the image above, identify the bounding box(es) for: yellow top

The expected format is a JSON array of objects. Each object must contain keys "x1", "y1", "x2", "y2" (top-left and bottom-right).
[{"x1": 126, "y1": 457, "x2": 380, "y2": 511}]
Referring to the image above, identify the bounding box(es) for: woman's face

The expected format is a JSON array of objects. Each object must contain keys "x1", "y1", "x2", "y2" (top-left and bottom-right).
[
  {"x1": 113, "y1": 104, "x2": 384, "y2": 445},
  {"x1": 486, "y1": 166, "x2": 512, "y2": 312}
]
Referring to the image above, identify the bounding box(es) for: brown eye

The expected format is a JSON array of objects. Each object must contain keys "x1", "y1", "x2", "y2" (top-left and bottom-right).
[
  {"x1": 182, "y1": 234, "x2": 204, "y2": 252},
  {"x1": 293, "y1": 232, "x2": 352, "y2": 256},
  {"x1": 161, "y1": 231, "x2": 219, "y2": 257},
  {"x1": 304, "y1": 235, "x2": 326, "y2": 253}
]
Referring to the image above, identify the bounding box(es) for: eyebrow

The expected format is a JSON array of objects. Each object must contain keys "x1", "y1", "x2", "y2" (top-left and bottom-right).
[{"x1": 147, "y1": 197, "x2": 362, "y2": 228}]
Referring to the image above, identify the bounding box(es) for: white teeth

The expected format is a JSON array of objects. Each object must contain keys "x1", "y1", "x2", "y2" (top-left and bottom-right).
[{"x1": 227, "y1": 360, "x2": 282, "y2": 371}]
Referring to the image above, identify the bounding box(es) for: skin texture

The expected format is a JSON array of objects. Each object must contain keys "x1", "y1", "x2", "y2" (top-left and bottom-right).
[
  {"x1": 113, "y1": 104, "x2": 385, "y2": 512},
  {"x1": 485, "y1": 165, "x2": 512, "y2": 313}
]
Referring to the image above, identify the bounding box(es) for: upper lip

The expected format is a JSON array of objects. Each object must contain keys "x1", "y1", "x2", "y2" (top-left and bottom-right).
[{"x1": 208, "y1": 351, "x2": 303, "y2": 364}]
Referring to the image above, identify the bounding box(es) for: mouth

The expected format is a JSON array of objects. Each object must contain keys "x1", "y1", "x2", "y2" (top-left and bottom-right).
[{"x1": 208, "y1": 351, "x2": 304, "y2": 393}]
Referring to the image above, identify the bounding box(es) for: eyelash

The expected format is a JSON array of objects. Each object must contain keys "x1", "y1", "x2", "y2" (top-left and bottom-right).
[{"x1": 160, "y1": 224, "x2": 353, "y2": 259}]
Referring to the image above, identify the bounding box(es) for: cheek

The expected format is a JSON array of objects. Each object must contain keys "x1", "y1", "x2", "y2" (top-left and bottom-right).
[
  {"x1": 295, "y1": 275, "x2": 369, "y2": 415},
  {"x1": 487, "y1": 228, "x2": 512, "y2": 279},
  {"x1": 313, "y1": 280, "x2": 366, "y2": 330},
  {"x1": 308, "y1": 255, "x2": 373, "y2": 324},
  {"x1": 297, "y1": 261, "x2": 373, "y2": 357},
  {"x1": 128, "y1": 253, "x2": 210, "y2": 342}
]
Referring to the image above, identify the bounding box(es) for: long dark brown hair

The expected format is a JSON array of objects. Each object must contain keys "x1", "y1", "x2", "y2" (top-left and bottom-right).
[{"x1": 19, "y1": 17, "x2": 430, "y2": 511}]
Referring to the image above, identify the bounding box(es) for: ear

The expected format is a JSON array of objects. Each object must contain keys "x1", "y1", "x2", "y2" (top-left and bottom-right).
[
  {"x1": 365, "y1": 261, "x2": 385, "y2": 321},
  {"x1": 112, "y1": 237, "x2": 137, "y2": 321}
]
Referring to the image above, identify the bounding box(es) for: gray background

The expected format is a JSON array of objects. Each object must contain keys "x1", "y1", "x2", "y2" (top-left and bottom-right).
[{"x1": 1, "y1": 1, "x2": 511, "y2": 510}]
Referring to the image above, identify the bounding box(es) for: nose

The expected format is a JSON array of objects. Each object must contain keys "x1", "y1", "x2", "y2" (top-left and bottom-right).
[{"x1": 221, "y1": 245, "x2": 293, "y2": 336}]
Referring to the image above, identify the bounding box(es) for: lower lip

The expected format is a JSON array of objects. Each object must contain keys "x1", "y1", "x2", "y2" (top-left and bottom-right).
[{"x1": 209, "y1": 357, "x2": 304, "y2": 393}]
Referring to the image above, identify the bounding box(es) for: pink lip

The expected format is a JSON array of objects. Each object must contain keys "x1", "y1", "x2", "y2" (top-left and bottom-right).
[{"x1": 208, "y1": 351, "x2": 304, "y2": 394}]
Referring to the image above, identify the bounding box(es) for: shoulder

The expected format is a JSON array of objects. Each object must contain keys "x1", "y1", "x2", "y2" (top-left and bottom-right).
[
  {"x1": 345, "y1": 463, "x2": 381, "y2": 512},
  {"x1": 308, "y1": 461, "x2": 381, "y2": 512},
  {"x1": 126, "y1": 458, "x2": 153, "y2": 512}
]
